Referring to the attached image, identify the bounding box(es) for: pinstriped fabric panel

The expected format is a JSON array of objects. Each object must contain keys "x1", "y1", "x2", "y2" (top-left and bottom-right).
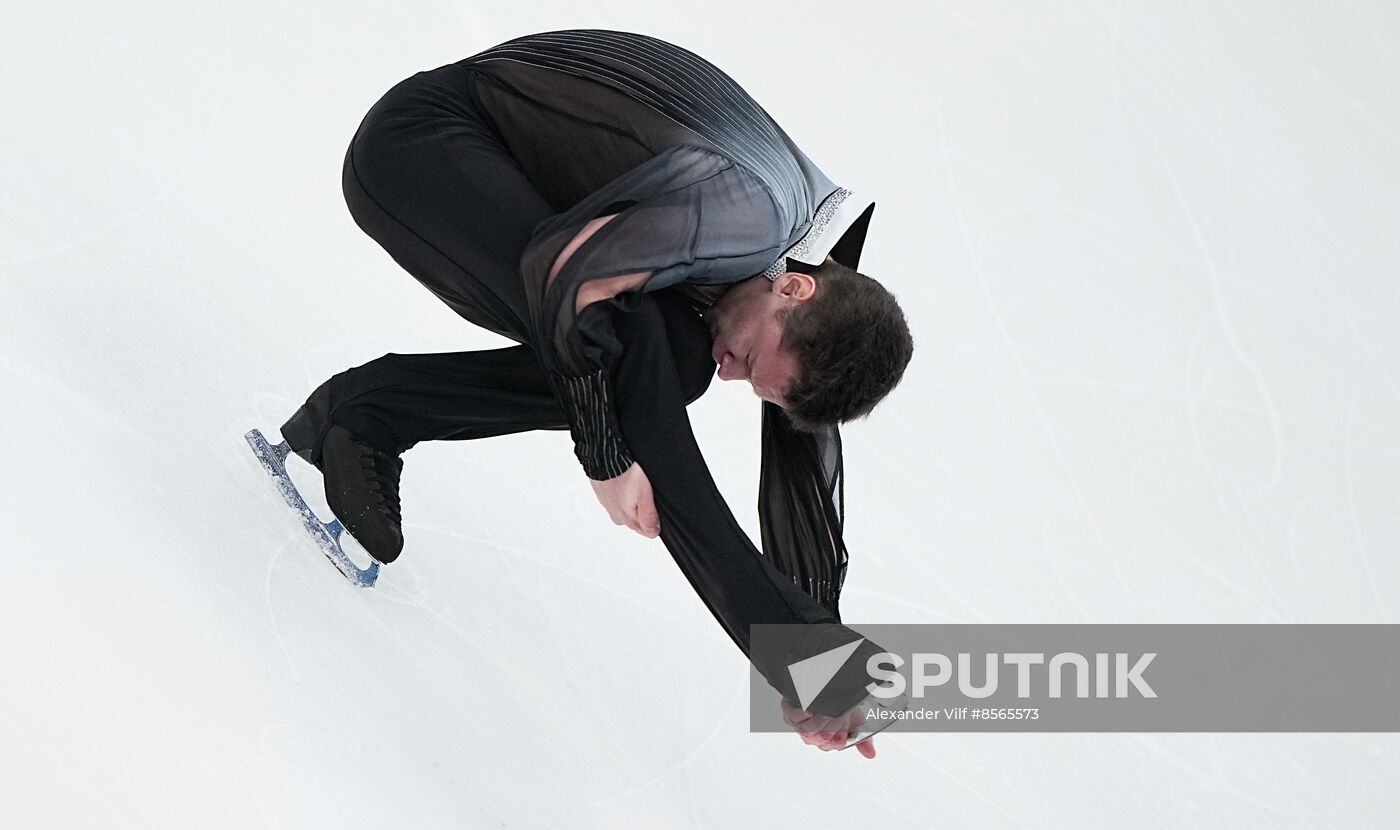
[
  {"x1": 557, "y1": 370, "x2": 632, "y2": 479},
  {"x1": 463, "y1": 29, "x2": 809, "y2": 225}
]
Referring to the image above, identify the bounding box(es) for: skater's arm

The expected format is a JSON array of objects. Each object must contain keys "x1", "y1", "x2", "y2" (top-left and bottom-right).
[
  {"x1": 535, "y1": 213, "x2": 653, "y2": 482},
  {"x1": 603, "y1": 292, "x2": 897, "y2": 744},
  {"x1": 551, "y1": 215, "x2": 659, "y2": 535}
]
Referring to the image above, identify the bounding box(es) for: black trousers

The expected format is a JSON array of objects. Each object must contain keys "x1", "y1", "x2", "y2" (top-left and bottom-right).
[{"x1": 302, "y1": 63, "x2": 844, "y2": 697}]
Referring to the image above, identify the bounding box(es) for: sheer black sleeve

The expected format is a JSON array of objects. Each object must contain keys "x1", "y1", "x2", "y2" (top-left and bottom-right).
[
  {"x1": 516, "y1": 144, "x2": 786, "y2": 479},
  {"x1": 757, "y1": 403, "x2": 848, "y2": 618}
]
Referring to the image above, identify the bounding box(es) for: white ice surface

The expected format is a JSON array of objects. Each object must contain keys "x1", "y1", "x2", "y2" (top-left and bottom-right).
[{"x1": 2, "y1": 1, "x2": 1399, "y2": 827}]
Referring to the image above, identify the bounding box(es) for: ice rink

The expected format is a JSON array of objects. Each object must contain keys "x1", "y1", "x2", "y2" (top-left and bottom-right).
[{"x1": 3, "y1": 1, "x2": 1398, "y2": 827}]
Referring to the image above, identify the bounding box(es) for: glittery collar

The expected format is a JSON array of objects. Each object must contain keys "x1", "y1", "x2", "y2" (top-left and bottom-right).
[{"x1": 763, "y1": 187, "x2": 876, "y2": 279}]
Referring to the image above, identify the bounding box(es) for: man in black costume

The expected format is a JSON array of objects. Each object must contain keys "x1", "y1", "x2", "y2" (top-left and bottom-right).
[{"x1": 279, "y1": 29, "x2": 913, "y2": 757}]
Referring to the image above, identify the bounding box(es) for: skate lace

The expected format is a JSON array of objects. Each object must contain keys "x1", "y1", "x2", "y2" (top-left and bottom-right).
[{"x1": 355, "y1": 442, "x2": 403, "y2": 525}]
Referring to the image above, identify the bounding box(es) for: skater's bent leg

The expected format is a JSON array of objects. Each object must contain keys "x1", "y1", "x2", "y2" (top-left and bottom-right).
[
  {"x1": 340, "y1": 63, "x2": 556, "y2": 343},
  {"x1": 286, "y1": 67, "x2": 594, "y2": 461},
  {"x1": 283, "y1": 345, "x2": 569, "y2": 464},
  {"x1": 286, "y1": 288, "x2": 716, "y2": 463}
]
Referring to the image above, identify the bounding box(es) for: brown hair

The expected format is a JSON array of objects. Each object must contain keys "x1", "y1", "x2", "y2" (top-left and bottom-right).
[{"x1": 777, "y1": 258, "x2": 914, "y2": 432}]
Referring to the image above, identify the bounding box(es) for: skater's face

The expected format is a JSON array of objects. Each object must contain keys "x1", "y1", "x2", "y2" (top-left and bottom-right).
[{"x1": 703, "y1": 272, "x2": 814, "y2": 408}]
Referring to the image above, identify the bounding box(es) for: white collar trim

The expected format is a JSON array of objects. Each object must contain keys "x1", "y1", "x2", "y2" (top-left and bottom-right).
[{"x1": 763, "y1": 187, "x2": 875, "y2": 279}]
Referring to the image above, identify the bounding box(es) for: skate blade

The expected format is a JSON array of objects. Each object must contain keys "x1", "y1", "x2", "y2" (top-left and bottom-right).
[{"x1": 244, "y1": 428, "x2": 380, "y2": 588}]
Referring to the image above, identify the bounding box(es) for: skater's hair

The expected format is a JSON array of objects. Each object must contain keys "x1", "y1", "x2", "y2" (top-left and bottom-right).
[{"x1": 777, "y1": 257, "x2": 914, "y2": 433}]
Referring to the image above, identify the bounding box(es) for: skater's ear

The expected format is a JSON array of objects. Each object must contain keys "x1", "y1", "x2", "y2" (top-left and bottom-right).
[{"x1": 770, "y1": 271, "x2": 817, "y2": 303}]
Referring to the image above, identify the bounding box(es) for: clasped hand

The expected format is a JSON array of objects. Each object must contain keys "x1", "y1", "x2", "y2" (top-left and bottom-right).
[
  {"x1": 780, "y1": 698, "x2": 878, "y2": 759},
  {"x1": 589, "y1": 461, "x2": 660, "y2": 538}
]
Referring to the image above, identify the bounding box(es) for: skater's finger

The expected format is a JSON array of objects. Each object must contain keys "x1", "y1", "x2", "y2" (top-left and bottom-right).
[
  {"x1": 780, "y1": 699, "x2": 812, "y2": 728},
  {"x1": 799, "y1": 714, "x2": 838, "y2": 734},
  {"x1": 634, "y1": 471, "x2": 659, "y2": 538},
  {"x1": 638, "y1": 501, "x2": 659, "y2": 538},
  {"x1": 800, "y1": 731, "x2": 832, "y2": 746},
  {"x1": 621, "y1": 504, "x2": 644, "y2": 537}
]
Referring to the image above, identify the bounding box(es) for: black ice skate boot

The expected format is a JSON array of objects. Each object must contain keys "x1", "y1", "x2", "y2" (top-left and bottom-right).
[
  {"x1": 317, "y1": 425, "x2": 404, "y2": 564},
  {"x1": 280, "y1": 379, "x2": 335, "y2": 470},
  {"x1": 280, "y1": 383, "x2": 404, "y2": 564}
]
